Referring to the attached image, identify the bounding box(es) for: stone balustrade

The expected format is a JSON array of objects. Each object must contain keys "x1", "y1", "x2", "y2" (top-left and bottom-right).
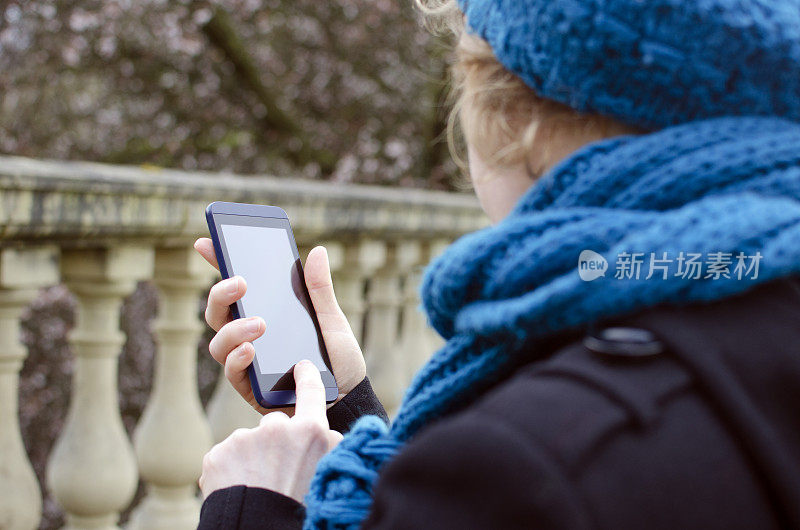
[{"x1": 0, "y1": 155, "x2": 486, "y2": 530}]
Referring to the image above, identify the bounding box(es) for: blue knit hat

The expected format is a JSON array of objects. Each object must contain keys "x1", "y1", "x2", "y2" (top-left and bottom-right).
[{"x1": 457, "y1": 0, "x2": 800, "y2": 129}]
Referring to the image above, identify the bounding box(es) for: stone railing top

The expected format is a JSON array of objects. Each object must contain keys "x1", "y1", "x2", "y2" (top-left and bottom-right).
[{"x1": 0, "y1": 156, "x2": 487, "y2": 246}]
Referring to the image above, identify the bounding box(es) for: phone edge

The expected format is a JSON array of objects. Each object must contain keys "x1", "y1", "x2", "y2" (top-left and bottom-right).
[
  {"x1": 205, "y1": 202, "x2": 272, "y2": 409},
  {"x1": 205, "y1": 202, "x2": 338, "y2": 409}
]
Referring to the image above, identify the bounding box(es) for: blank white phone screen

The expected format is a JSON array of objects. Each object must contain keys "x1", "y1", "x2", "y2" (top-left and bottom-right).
[{"x1": 219, "y1": 224, "x2": 328, "y2": 376}]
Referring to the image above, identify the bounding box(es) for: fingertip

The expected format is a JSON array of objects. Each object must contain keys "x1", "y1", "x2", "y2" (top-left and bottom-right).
[
  {"x1": 194, "y1": 237, "x2": 210, "y2": 250},
  {"x1": 317, "y1": 246, "x2": 330, "y2": 267},
  {"x1": 306, "y1": 246, "x2": 327, "y2": 267},
  {"x1": 222, "y1": 276, "x2": 246, "y2": 300},
  {"x1": 304, "y1": 248, "x2": 334, "y2": 294},
  {"x1": 239, "y1": 342, "x2": 255, "y2": 360},
  {"x1": 195, "y1": 238, "x2": 220, "y2": 269},
  {"x1": 225, "y1": 343, "x2": 255, "y2": 386},
  {"x1": 294, "y1": 359, "x2": 321, "y2": 380},
  {"x1": 292, "y1": 360, "x2": 326, "y2": 418}
]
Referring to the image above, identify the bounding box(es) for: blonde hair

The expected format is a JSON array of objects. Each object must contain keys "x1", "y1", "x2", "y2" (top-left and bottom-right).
[{"x1": 416, "y1": 0, "x2": 640, "y2": 180}]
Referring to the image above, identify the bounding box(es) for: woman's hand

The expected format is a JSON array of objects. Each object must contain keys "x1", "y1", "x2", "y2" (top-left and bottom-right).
[
  {"x1": 198, "y1": 360, "x2": 343, "y2": 501},
  {"x1": 194, "y1": 238, "x2": 366, "y2": 415}
]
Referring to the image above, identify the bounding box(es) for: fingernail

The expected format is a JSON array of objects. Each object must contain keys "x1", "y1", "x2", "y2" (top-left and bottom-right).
[
  {"x1": 237, "y1": 344, "x2": 250, "y2": 358},
  {"x1": 227, "y1": 277, "x2": 240, "y2": 295},
  {"x1": 297, "y1": 359, "x2": 311, "y2": 367},
  {"x1": 245, "y1": 317, "x2": 262, "y2": 333}
]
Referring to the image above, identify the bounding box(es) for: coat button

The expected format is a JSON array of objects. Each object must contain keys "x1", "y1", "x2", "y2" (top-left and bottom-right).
[{"x1": 583, "y1": 326, "x2": 664, "y2": 360}]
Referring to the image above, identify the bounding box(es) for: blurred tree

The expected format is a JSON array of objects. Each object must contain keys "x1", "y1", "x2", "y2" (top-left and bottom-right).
[{"x1": 0, "y1": 0, "x2": 457, "y2": 188}]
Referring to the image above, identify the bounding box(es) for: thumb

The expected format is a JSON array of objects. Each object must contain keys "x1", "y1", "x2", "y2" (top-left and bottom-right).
[{"x1": 304, "y1": 246, "x2": 349, "y2": 330}]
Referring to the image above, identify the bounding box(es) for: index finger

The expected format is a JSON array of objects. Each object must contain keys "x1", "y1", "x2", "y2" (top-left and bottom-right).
[
  {"x1": 194, "y1": 238, "x2": 220, "y2": 270},
  {"x1": 293, "y1": 360, "x2": 327, "y2": 423}
]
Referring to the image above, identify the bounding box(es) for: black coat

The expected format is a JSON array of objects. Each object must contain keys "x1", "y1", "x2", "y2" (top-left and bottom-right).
[{"x1": 198, "y1": 277, "x2": 800, "y2": 529}]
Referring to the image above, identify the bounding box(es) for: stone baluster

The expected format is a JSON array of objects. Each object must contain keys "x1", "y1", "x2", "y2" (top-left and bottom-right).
[
  {"x1": 396, "y1": 238, "x2": 453, "y2": 384},
  {"x1": 0, "y1": 248, "x2": 58, "y2": 530},
  {"x1": 206, "y1": 372, "x2": 262, "y2": 443},
  {"x1": 421, "y1": 239, "x2": 450, "y2": 355},
  {"x1": 329, "y1": 241, "x2": 386, "y2": 345},
  {"x1": 129, "y1": 248, "x2": 216, "y2": 529},
  {"x1": 47, "y1": 246, "x2": 153, "y2": 530},
  {"x1": 397, "y1": 271, "x2": 431, "y2": 384},
  {"x1": 364, "y1": 242, "x2": 420, "y2": 414}
]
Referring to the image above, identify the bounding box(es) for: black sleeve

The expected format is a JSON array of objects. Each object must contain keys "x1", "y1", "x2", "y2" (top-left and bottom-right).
[
  {"x1": 327, "y1": 376, "x2": 389, "y2": 434},
  {"x1": 198, "y1": 485, "x2": 305, "y2": 530},
  {"x1": 198, "y1": 377, "x2": 387, "y2": 530},
  {"x1": 199, "y1": 391, "x2": 582, "y2": 530},
  {"x1": 361, "y1": 410, "x2": 589, "y2": 530}
]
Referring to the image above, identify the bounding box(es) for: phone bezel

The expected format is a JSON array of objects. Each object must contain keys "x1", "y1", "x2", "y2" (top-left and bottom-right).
[{"x1": 205, "y1": 201, "x2": 338, "y2": 408}]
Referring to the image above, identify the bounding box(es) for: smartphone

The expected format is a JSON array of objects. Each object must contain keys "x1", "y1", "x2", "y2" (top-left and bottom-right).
[{"x1": 205, "y1": 201, "x2": 338, "y2": 408}]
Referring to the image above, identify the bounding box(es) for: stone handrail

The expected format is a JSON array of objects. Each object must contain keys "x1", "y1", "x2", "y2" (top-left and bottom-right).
[{"x1": 0, "y1": 155, "x2": 487, "y2": 530}]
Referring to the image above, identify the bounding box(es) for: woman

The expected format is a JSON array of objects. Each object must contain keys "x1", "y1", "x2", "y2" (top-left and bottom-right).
[{"x1": 195, "y1": 0, "x2": 800, "y2": 528}]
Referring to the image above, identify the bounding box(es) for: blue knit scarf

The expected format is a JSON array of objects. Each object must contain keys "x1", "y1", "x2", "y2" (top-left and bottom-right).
[{"x1": 304, "y1": 116, "x2": 800, "y2": 528}]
